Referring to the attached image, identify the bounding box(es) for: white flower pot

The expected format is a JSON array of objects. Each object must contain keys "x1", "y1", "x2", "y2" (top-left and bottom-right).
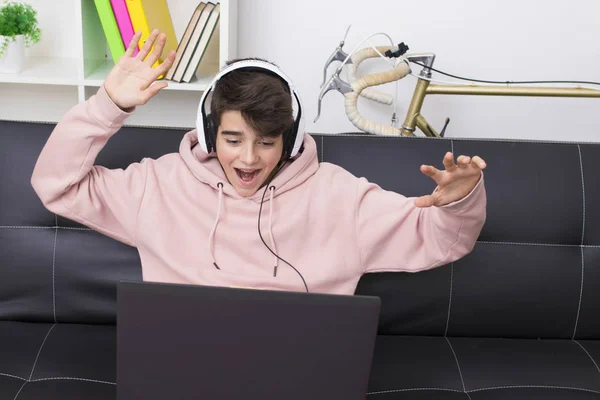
[{"x1": 0, "y1": 35, "x2": 25, "y2": 73}]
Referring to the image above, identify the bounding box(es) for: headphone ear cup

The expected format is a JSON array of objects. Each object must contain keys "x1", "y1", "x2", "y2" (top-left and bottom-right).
[
  {"x1": 204, "y1": 114, "x2": 217, "y2": 153},
  {"x1": 283, "y1": 125, "x2": 296, "y2": 158},
  {"x1": 286, "y1": 115, "x2": 302, "y2": 157}
]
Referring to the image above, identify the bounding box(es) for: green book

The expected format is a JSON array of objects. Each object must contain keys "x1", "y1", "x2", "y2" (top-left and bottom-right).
[{"x1": 93, "y1": 0, "x2": 125, "y2": 63}]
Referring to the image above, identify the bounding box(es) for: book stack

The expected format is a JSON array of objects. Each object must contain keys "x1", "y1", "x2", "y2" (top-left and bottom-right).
[
  {"x1": 166, "y1": 2, "x2": 221, "y2": 83},
  {"x1": 93, "y1": 0, "x2": 221, "y2": 83},
  {"x1": 93, "y1": 0, "x2": 178, "y2": 70}
]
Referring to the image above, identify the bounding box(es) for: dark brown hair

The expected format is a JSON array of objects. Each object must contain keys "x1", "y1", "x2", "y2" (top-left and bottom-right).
[{"x1": 210, "y1": 58, "x2": 295, "y2": 140}]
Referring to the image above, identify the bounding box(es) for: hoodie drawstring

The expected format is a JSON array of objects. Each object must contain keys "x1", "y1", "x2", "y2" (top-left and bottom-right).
[
  {"x1": 208, "y1": 183, "x2": 280, "y2": 277},
  {"x1": 208, "y1": 182, "x2": 224, "y2": 269},
  {"x1": 268, "y1": 186, "x2": 279, "y2": 277}
]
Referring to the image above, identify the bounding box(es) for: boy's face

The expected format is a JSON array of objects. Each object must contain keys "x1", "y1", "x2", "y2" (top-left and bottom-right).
[{"x1": 216, "y1": 110, "x2": 284, "y2": 197}]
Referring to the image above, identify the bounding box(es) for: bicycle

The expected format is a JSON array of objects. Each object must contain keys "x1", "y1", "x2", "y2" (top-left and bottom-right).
[{"x1": 314, "y1": 28, "x2": 600, "y2": 137}]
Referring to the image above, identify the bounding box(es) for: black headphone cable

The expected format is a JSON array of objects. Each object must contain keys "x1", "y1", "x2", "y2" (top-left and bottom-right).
[{"x1": 256, "y1": 162, "x2": 309, "y2": 293}]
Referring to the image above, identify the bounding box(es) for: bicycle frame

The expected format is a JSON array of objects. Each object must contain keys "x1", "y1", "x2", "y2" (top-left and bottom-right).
[{"x1": 402, "y1": 54, "x2": 600, "y2": 137}]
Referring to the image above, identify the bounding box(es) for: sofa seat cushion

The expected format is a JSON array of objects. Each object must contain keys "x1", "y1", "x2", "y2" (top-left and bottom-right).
[
  {"x1": 0, "y1": 321, "x2": 115, "y2": 399},
  {"x1": 2, "y1": 321, "x2": 600, "y2": 399},
  {"x1": 367, "y1": 335, "x2": 600, "y2": 399}
]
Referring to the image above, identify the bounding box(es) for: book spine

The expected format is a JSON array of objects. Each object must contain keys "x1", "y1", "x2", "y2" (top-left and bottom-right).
[
  {"x1": 183, "y1": 10, "x2": 220, "y2": 83},
  {"x1": 110, "y1": 0, "x2": 139, "y2": 56},
  {"x1": 125, "y1": 0, "x2": 162, "y2": 73},
  {"x1": 94, "y1": 0, "x2": 126, "y2": 63}
]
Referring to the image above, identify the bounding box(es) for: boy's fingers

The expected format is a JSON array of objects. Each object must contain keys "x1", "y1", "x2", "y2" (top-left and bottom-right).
[
  {"x1": 140, "y1": 81, "x2": 168, "y2": 104},
  {"x1": 124, "y1": 31, "x2": 142, "y2": 57},
  {"x1": 472, "y1": 155, "x2": 487, "y2": 169},
  {"x1": 136, "y1": 29, "x2": 159, "y2": 61},
  {"x1": 457, "y1": 155, "x2": 471, "y2": 168},
  {"x1": 145, "y1": 32, "x2": 167, "y2": 67},
  {"x1": 153, "y1": 50, "x2": 176, "y2": 79},
  {"x1": 414, "y1": 194, "x2": 436, "y2": 208},
  {"x1": 420, "y1": 164, "x2": 439, "y2": 178},
  {"x1": 442, "y1": 152, "x2": 456, "y2": 171}
]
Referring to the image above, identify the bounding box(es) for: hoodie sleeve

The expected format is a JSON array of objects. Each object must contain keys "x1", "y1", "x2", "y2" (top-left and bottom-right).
[
  {"x1": 356, "y1": 175, "x2": 486, "y2": 274},
  {"x1": 31, "y1": 86, "x2": 146, "y2": 247}
]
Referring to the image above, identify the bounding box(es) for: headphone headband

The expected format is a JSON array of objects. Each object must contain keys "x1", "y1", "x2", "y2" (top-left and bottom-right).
[{"x1": 196, "y1": 60, "x2": 305, "y2": 157}]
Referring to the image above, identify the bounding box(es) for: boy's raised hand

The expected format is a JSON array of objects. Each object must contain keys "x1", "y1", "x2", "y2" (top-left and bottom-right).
[
  {"x1": 104, "y1": 29, "x2": 176, "y2": 111},
  {"x1": 415, "y1": 152, "x2": 487, "y2": 208}
]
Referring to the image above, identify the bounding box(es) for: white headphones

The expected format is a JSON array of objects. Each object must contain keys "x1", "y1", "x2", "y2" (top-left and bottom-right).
[{"x1": 195, "y1": 59, "x2": 306, "y2": 158}]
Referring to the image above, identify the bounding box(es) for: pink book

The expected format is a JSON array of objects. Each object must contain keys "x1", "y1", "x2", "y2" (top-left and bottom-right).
[{"x1": 109, "y1": 0, "x2": 138, "y2": 56}]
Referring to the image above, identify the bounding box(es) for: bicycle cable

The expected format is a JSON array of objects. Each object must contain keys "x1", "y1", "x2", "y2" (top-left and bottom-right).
[{"x1": 409, "y1": 60, "x2": 600, "y2": 87}]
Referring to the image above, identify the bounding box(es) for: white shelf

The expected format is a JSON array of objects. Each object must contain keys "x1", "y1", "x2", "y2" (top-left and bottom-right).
[
  {"x1": 84, "y1": 60, "x2": 214, "y2": 91},
  {"x1": 0, "y1": 57, "x2": 80, "y2": 86},
  {"x1": 0, "y1": 0, "x2": 237, "y2": 128},
  {"x1": 0, "y1": 83, "x2": 79, "y2": 123}
]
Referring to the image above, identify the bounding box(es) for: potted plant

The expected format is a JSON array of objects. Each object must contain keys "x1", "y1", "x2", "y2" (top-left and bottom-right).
[{"x1": 0, "y1": 0, "x2": 41, "y2": 73}]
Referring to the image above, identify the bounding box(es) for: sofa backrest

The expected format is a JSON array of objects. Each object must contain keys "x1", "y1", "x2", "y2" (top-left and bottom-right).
[
  {"x1": 0, "y1": 121, "x2": 176, "y2": 324},
  {"x1": 1, "y1": 120, "x2": 598, "y2": 340},
  {"x1": 334, "y1": 134, "x2": 599, "y2": 341}
]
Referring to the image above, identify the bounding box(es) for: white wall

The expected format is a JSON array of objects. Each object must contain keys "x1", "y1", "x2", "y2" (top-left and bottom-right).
[{"x1": 237, "y1": 0, "x2": 600, "y2": 142}]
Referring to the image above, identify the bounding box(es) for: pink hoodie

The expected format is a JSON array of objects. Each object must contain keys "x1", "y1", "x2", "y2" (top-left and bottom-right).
[{"x1": 31, "y1": 87, "x2": 487, "y2": 294}]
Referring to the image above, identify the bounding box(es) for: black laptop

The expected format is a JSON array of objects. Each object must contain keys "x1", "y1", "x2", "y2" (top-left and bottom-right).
[{"x1": 116, "y1": 281, "x2": 381, "y2": 400}]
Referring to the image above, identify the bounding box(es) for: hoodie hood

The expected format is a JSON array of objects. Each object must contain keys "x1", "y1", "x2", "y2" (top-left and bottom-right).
[
  {"x1": 179, "y1": 130, "x2": 319, "y2": 202},
  {"x1": 178, "y1": 130, "x2": 320, "y2": 277}
]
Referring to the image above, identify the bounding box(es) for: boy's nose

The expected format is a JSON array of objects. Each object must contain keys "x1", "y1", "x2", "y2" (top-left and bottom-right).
[{"x1": 240, "y1": 145, "x2": 259, "y2": 164}]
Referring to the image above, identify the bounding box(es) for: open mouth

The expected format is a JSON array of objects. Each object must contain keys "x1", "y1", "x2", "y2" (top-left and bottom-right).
[{"x1": 235, "y1": 168, "x2": 261, "y2": 185}]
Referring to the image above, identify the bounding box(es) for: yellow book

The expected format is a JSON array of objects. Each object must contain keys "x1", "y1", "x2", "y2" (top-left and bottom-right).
[{"x1": 125, "y1": 0, "x2": 178, "y2": 74}]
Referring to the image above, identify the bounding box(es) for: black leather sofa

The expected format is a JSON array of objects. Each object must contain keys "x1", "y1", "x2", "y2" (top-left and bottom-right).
[{"x1": 1, "y1": 119, "x2": 599, "y2": 399}]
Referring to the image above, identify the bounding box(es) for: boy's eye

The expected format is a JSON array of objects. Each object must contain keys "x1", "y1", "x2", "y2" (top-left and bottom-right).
[
  {"x1": 226, "y1": 140, "x2": 240, "y2": 145},
  {"x1": 261, "y1": 141, "x2": 275, "y2": 147}
]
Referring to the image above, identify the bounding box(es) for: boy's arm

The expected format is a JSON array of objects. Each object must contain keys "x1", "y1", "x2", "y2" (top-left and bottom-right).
[
  {"x1": 31, "y1": 86, "x2": 148, "y2": 246},
  {"x1": 32, "y1": 30, "x2": 175, "y2": 246},
  {"x1": 356, "y1": 175, "x2": 486, "y2": 273}
]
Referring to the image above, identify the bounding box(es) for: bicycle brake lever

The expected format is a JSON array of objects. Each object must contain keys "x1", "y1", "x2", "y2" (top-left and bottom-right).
[
  {"x1": 321, "y1": 25, "x2": 354, "y2": 87},
  {"x1": 314, "y1": 72, "x2": 353, "y2": 123},
  {"x1": 321, "y1": 44, "x2": 352, "y2": 88}
]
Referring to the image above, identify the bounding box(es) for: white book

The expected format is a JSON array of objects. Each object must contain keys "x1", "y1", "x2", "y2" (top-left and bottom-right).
[{"x1": 182, "y1": 3, "x2": 221, "y2": 83}]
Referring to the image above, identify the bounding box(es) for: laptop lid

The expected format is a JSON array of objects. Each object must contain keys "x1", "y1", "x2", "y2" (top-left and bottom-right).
[{"x1": 117, "y1": 281, "x2": 381, "y2": 400}]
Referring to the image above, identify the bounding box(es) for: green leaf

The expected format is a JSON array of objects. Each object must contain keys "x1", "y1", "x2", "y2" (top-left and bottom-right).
[{"x1": 0, "y1": 1, "x2": 41, "y2": 57}]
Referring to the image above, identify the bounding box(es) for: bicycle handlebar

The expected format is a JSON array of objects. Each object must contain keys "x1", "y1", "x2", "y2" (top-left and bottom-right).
[
  {"x1": 344, "y1": 62, "x2": 410, "y2": 135},
  {"x1": 347, "y1": 46, "x2": 396, "y2": 105}
]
